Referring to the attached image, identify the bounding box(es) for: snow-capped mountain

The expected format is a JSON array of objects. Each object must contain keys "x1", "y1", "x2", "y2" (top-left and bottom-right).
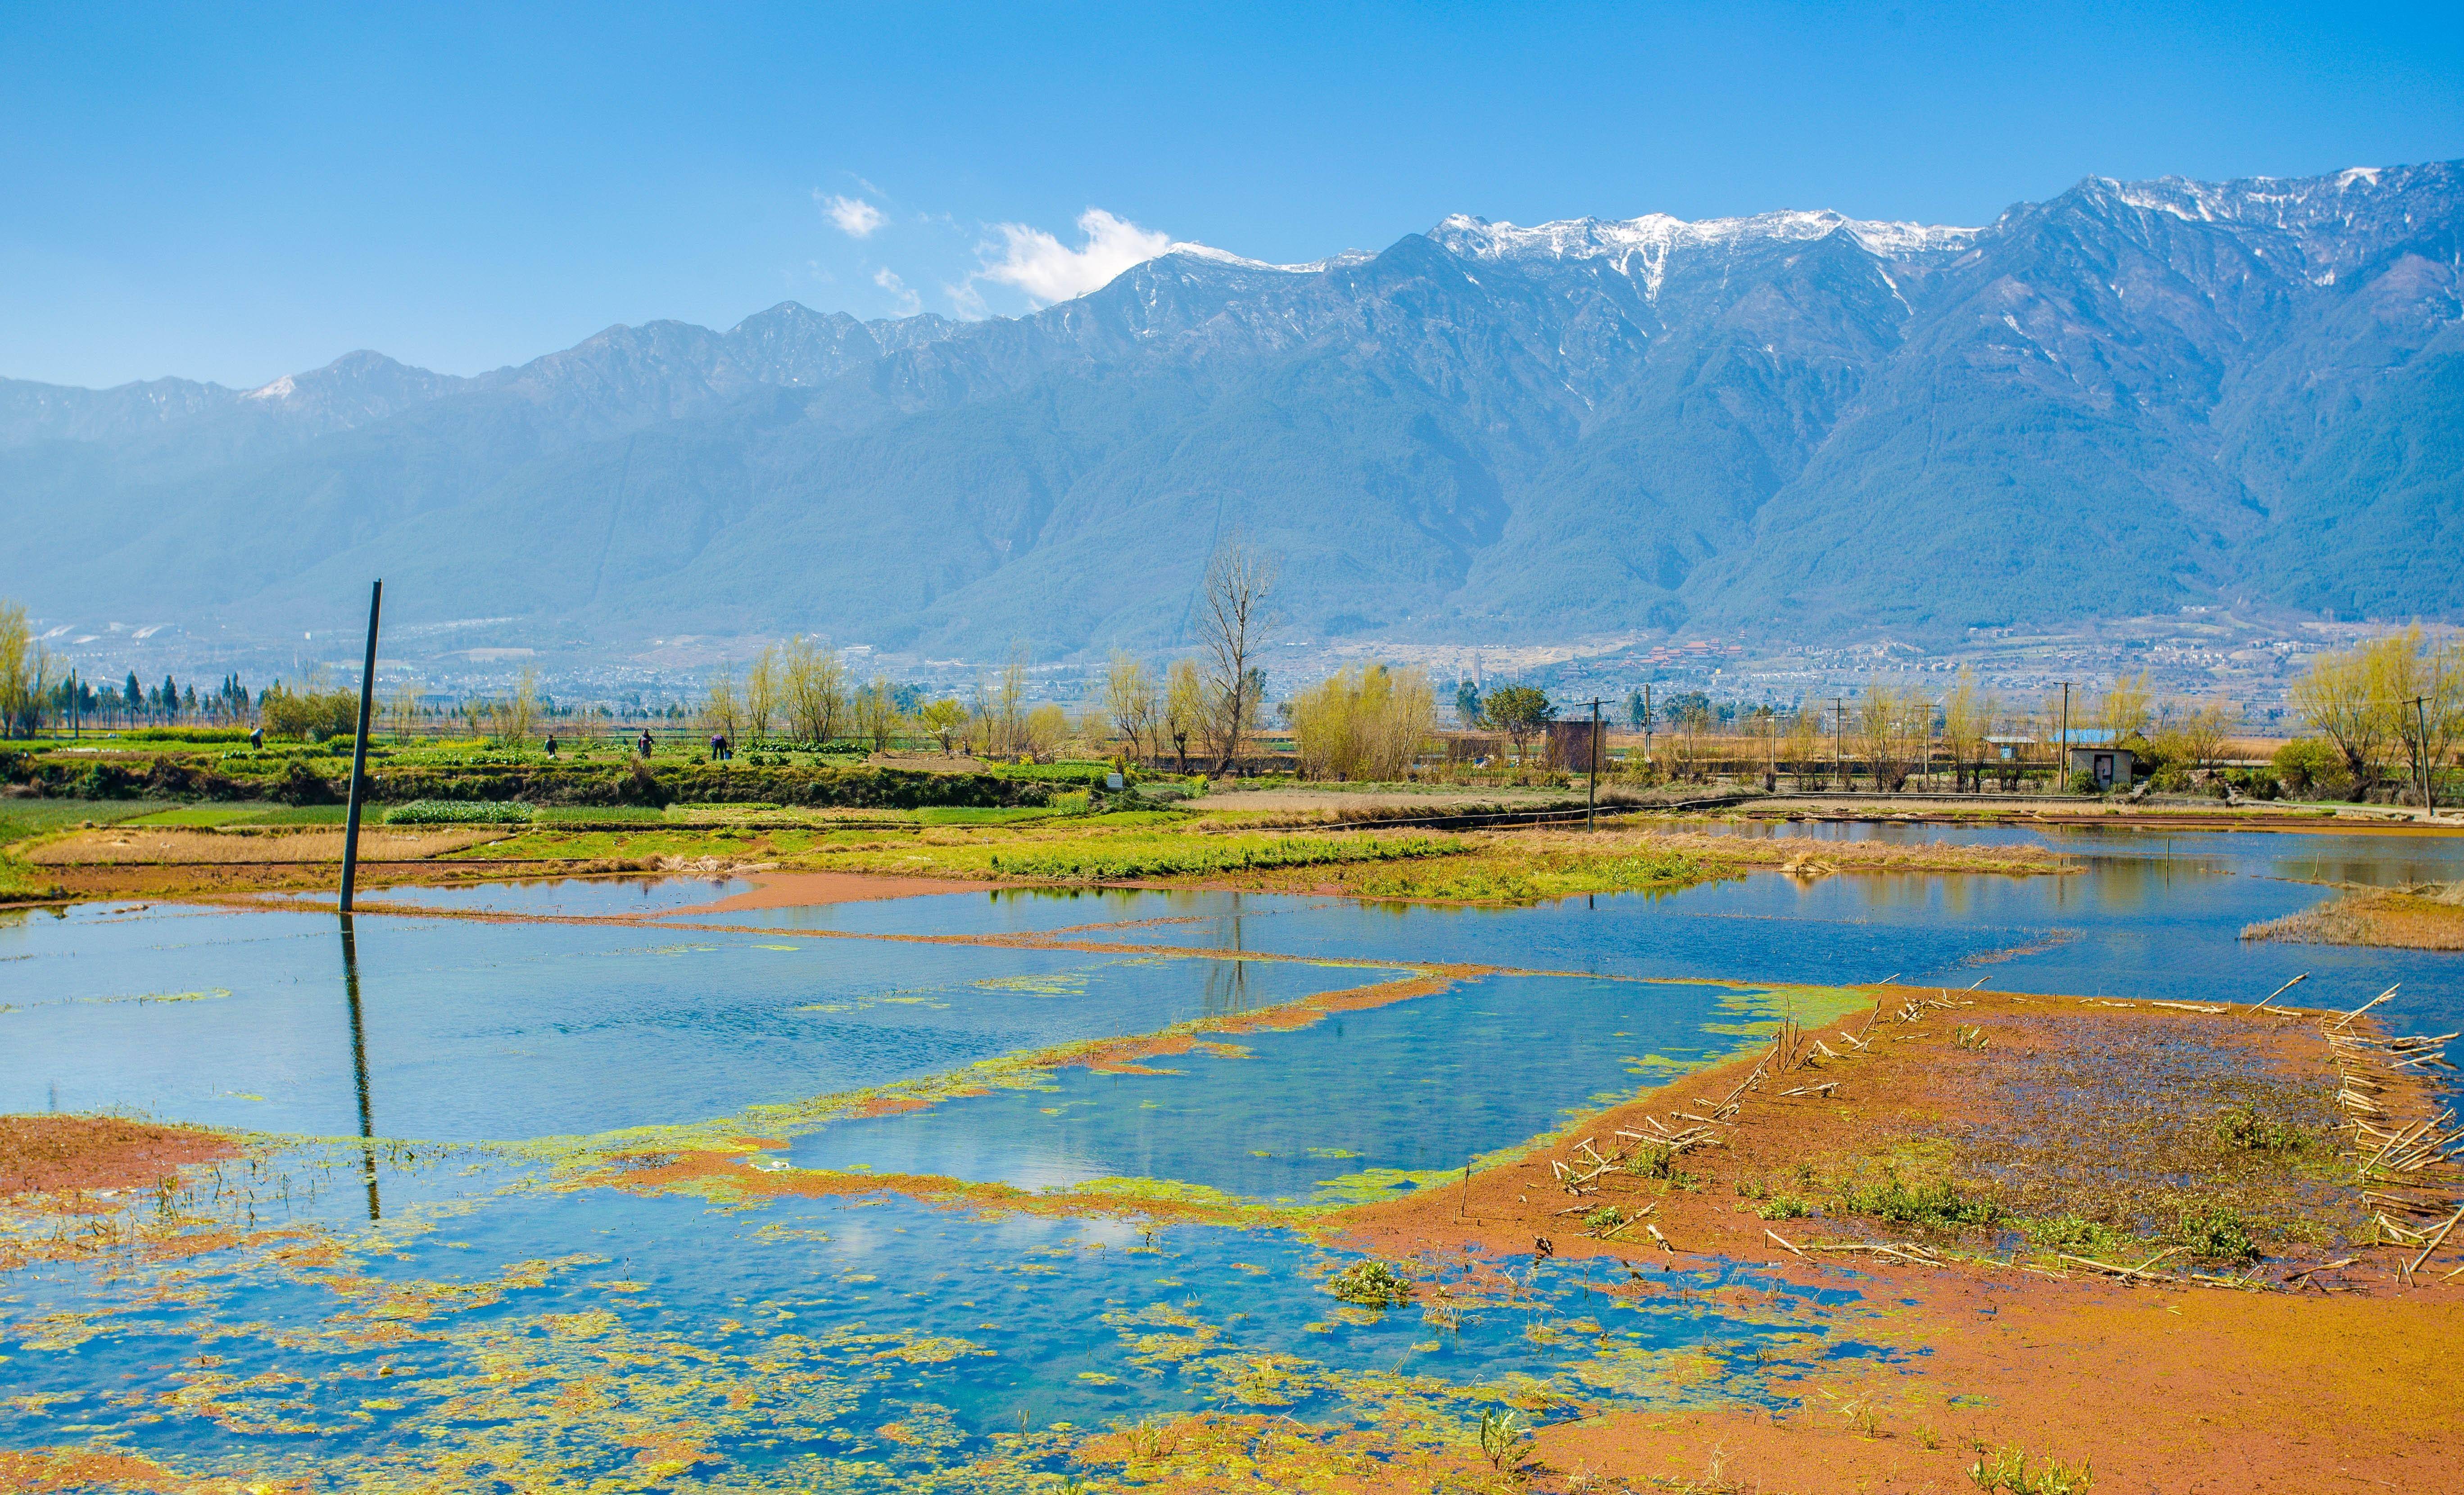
[{"x1": 4, "y1": 160, "x2": 2460, "y2": 653}]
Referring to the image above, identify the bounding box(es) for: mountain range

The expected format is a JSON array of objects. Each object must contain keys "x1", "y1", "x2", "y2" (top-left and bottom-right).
[{"x1": 5, "y1": 159, "x2": 2461, "y2": 660}]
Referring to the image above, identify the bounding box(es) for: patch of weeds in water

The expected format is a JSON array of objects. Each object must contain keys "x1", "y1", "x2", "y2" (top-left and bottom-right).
[
  {"x1": 2212, "y1": 1105, "x2": 2312, "y2": 1155},
  {"x1": 2170, "y1": 1206, "x2": 2258, "y2": 1264},
  {"x1": 1840, "y1": 1168, "x2": 2000, "y2": 1232},
  {"x1": 1754, "y1": 1195, "x2": 1813, "y2": 1221},
  {"x1": 1626, "y1": 1142, "x2": 1698, "y2": 1187},
  {"x1": 1969, "y1": 1444, "x2": 2094, "y2": 1494},
  {"x1": 1583, "y1": 1205, "x2": 1627, "y2": 1232},
  {"x1": 2022, "y1": 1214, "x2": 2138, "y2": 1260},
  {"x1": 1326, "y1": 1259, "x2": 1414, "y2": 1307},
  {"x1": 1477, "y1": 1406, "x2": 1532, "y2": 1472}
]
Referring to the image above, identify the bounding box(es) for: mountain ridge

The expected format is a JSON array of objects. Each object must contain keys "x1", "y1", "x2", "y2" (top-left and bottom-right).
[{"x1": 5, "y1": 160, "x2": 2460, "y2": 655}]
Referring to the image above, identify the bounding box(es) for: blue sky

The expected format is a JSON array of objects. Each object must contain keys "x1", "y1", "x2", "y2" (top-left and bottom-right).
[{"x1": 5, "y1": 0, "x2": 2459, "y2": 388}]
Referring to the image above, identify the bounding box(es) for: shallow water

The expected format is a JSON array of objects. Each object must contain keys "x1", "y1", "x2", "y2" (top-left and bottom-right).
[
  {"x1": 694, "y1": 831, "x2": 2464, "y2": 1024},
  {"x1": 0, "y1": 903, "x2": 1407, "y2": 1140},
  {"x1": 788, "y1": 972, "x2": 1829, "y2": 1200},
  {"x1": 3, "y1": 823, "x2": 2455, "y2": 1488},
  {"x1": 0, "y1": 1182, "x2": 1874, "y2": 1487}
]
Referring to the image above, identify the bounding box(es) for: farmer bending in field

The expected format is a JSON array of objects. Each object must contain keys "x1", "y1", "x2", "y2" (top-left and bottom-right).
[{"x1": 638, "y1": 729, "x2": 654, "y2": 758}]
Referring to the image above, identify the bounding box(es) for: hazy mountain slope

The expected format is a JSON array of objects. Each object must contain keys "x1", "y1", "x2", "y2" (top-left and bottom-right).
[{"x1": 3, "y1": 160, "x2": 2461, "y2": 653}]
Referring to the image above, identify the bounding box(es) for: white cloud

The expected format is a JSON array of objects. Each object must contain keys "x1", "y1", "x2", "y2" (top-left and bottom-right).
[
  {"x1": 873, "y1": 267, "x2": 922, "y2": 316},
  {"x1": 975, "y1": 208, "x2": 1173, "y2": 306},
  {"x1": 820, "y1": 193, "x2": 887, "y2": 239}
]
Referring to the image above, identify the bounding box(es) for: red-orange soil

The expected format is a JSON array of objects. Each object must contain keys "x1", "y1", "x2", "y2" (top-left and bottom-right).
[
  {"x1": 1328, "y1": 990, "x2": 2464, "y2": 1493},
  {"x1": 0, "y1": 1114, "x2": 238, "y2": 1198}
]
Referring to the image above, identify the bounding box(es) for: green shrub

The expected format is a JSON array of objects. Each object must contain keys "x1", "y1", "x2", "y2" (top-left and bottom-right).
[
  {"x1": 1840, "y1": 1170, "x2": 2000, "y2": 1231},
  {"x1": 2272, "y1": 738, "x2": 2344, "y2": 798},
  {"x1": 1325, "y1": 1259, "x2": 1413, "y2": 1307},
  {"x1": 71, "y1": 764, "x2": 143, "y2": 800},
  {"x1": 2065, "y1": 769, "x2": 2104, "y2": 796},
  {"x1": 276, "y1": 761, "x2": 339, "y2": 806},
  {"x1": 1627, "y1": 1142, "x2": 1680, "y2": 1179},
  {"x1": 117, "y1": 726, "x2": 250, "y2": 743},
  {"x1": 385, "y1": 800, "x2": 535, "y2": 825},
  {"x1": 2172, "y1": 1208, "x2": 2257, "y2": 1263},
  {"x1": 2024, "y1": 1214, "x2": 2134, "y2": 1259},
  {"x1": 258, "y1": 685, "x2": 362, "y2": 740},
  {"x1": 990, "y1": 761, "x2": 1118, "y2": 786}
]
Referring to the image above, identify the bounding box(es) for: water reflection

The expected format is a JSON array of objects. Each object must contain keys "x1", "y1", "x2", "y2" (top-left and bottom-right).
[{"x1": 337, "y1": 915, "x2": 381, "y2": 1221}]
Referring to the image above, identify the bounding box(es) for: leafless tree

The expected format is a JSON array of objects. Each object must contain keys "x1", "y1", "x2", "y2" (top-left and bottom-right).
[{"x1": 1196, "y1": 532, "x2": 1276, "y2": 775}]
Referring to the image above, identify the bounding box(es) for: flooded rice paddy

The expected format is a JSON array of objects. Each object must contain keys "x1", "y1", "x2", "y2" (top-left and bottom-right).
[{"x1": 2, "y1": 820, "x2": 2456, "y2": 1488}]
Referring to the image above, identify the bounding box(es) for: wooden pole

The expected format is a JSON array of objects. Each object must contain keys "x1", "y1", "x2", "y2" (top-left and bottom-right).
[
  {"x1": 340, "y1": 915, "x2": 381, "y2": 1221},
  {"x1": 2414, "y1": 695, "x2": 2435, "y2": 816},
  {"x1": 1588, "y1": 698, "x2": 1601, "y2": 830},
  {"x1": 339, "y1": 580, "x2": 383, "y2": 913},
  {"x1": 2059, "y1": 680, "x2": 2071, "y2": 795}
]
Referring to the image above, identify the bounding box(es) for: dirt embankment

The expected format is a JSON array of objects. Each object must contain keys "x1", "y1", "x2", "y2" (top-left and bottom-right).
[{"x1": 1328, "y1": 988, "x2": 2464, "y2": 1494}]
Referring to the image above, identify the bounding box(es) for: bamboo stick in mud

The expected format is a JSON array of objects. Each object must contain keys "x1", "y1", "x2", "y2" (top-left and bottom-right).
[
  {"x1": 2333, "y1": 986, "x2": 2401, "y2": 1031},
  {"x1": 2251, "y1": 973, "x2": 2310, "y2": 1013},
  {"x1": 2405, "y1": 1207, "x2": 2464, "y2": 1277}
]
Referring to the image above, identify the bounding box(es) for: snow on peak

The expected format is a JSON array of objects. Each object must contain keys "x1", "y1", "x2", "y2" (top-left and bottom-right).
[
  {"x1": 1431, "y1": 208, "x2": 1974, "y2": 258},
  {"x1": 245, "y1": 374, "x2": 296, "y2": 402},
  {"x1": 1164, "y1": 242, "x2": 1370, "y2": 274},
  {"x1": 1427, "y1": 209, "x2": 1975, "y2": 299}
]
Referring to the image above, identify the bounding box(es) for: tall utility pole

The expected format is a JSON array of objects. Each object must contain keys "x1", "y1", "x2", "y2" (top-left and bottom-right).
[
  {"x1": 1640, "y1": 684, "x2": 1654, "y2": 771},
  {"x1": 2413, "y1": 695, "x2": 2436, "y2": 815},
  {"x1": 1832, "y1": 697, "x2": 1847, "y2": 791},
  {"x1": 1566, "y1": 698, "x2": 1607, "y2": 829},
  {"x1": 2057, "y1": 681, "x2": 2073, "y2": 796},
  {"x1": 1589, "y1": 698, "x2": 1602, "y2": 829},
  {"x1": 339, "y1": 580, "x2": 383, "y2": 914}
]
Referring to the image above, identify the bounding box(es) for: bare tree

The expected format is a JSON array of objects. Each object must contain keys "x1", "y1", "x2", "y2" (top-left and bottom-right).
[
  {"x1": 702, "y1": 666, "x2": 742, "y2": 745},
  {"x1": 780, "y1": 635, "x2": 847, "y2": 747},
  {"x1": 1104, "y1": 653, "x2": 1160, "y2": 765},
  {"x1": 1196, "y1": 533, "x2": 1277, "y2": 775}
]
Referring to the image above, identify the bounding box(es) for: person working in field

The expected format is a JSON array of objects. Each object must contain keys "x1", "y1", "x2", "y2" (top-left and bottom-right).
[{"x1": 638, "y1": 729, "x2": 654, "y2": 758}]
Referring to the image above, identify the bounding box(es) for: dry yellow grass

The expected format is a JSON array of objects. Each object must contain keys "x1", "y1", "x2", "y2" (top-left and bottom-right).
[
  {"x1": 24, "y1": 825, "x2": 503, "y2": 865},
  {"x1": 1511, "y1": 825, "x2": 2077, "y2": 876},
  {"x1": 2244, "y1": 883, "x2": 2464, "y2": 951}
]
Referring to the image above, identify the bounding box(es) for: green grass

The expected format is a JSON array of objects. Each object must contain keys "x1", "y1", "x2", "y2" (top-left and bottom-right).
[
  {"x1": 534, "y1": 804, "x2": 675, "y2": 825},
  {"x1": 915, "y1": 806, "x2": 1061, "y2": 826},
  {"x1": 983, "y1": 833, "x2": 1458, "y2": 882},
  {"x1": 0, "y1": 798, "x2": 176, "y2": 846},
  {"x1": 385, "y1": 800, "x2": 537, "y2": 825},
  {"x1": 1338, "y1": 847, "x2": 1707, "y2": 904},
  {"x1": 125, "y1": 804, "x2": 350, "y2": 827}
]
